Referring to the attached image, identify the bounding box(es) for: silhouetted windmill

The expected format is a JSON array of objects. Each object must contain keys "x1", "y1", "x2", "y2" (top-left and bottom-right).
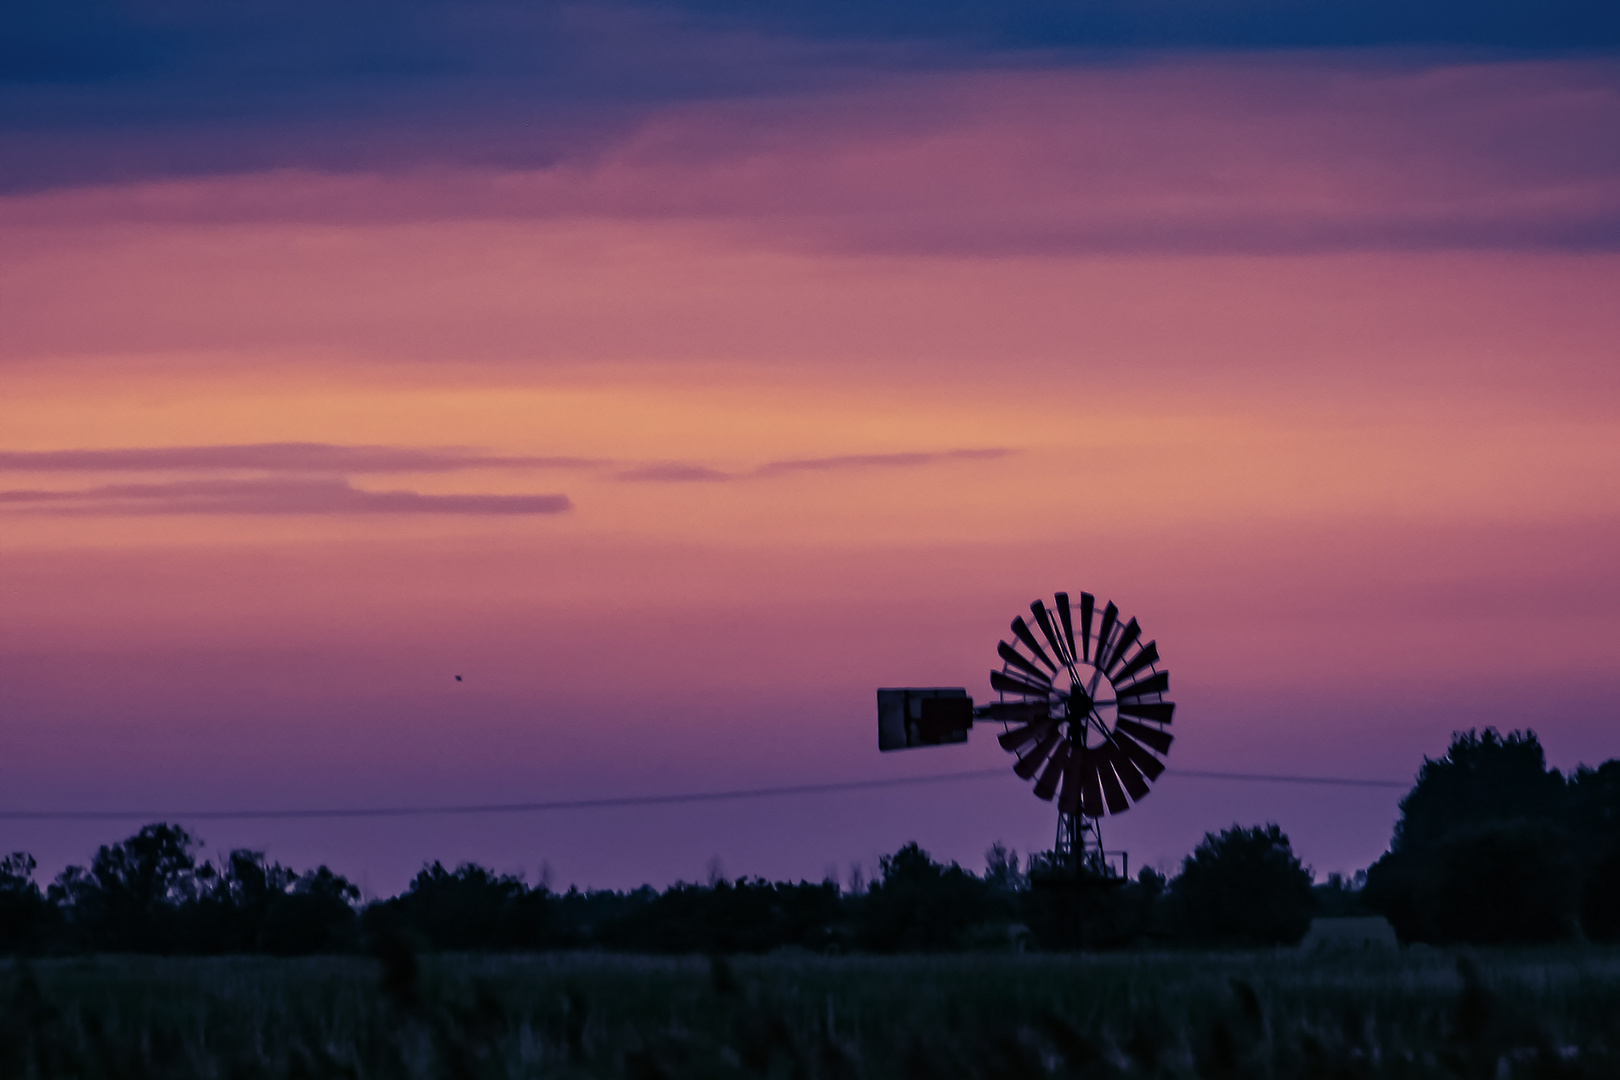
[{"x1": 878, "y1": 591, "x2": 1174, "y2": 873}]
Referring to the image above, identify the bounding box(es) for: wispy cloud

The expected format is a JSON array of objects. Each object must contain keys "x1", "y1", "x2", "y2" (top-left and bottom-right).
[
  {"x1": 615, "y1": 447, "x2": 1015, "y2": 482},
  {"x1": 0, "y1": 443, "x2": 601, "y2": 474},
  {"x1": 615, "y1": 463, "x2": 732, "y2": 482},
  {"x1": 752, "y1": 448, "x2": 1012, "y2": 476},
  {"x1": 0, "y1": 479, "x2": 571, "y2": 516}
]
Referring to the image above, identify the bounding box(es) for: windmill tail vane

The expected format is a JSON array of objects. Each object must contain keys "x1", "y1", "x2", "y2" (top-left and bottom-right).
[{"x1": 876, "y1": 590, "x2": 1175, "y2": 873}]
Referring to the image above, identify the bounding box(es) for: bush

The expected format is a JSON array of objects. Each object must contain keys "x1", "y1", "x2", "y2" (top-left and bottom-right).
[
  {"x1": 1422, "y1": 820, "x2": 1578, "y2": 943},
  {"x1": 856, "y1": 843, "x2": 995, "y2": 952},
  {"x1": 1171, "y1": 824, "x2": 1314, "y2": 945},
  {"x1": 370, "y1": 862, "x2": 548, "y2": 950},
  {"x1": 0, "y1": 854, "x2": 53, "y2": 954},
  {"x1": 1579, "y1": 846, "x2": 1620, "y2": 942}
]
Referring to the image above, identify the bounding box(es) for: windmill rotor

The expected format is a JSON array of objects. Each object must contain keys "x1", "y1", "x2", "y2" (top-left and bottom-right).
[{"x1": 995, "y1": 592, "x2": 1174, "y2": 816}]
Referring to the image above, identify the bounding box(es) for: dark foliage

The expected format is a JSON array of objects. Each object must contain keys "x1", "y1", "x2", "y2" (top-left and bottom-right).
[
  {"x1": 0, "y1": 854, "x2": 55, "y2": 954},
  {"x1": 1024, "y1": 862, "x2": 1166, "y2": 949},
  {"x1": 1364, "y1": 728, "x2": 1620, "y2": 944},
  {"x1": 1418, "y1": 820, "x2": 1579, "y2": 943},
  {"x1": 27, "y1": 825, "x2": 362, "y2": 957},
  {"x1": 1170, "y1": 824, "x2": 1314, "y2": 945},
  {"x1": 367, "y1": 862, "x2": 546, "y2": 950},
  {"x1": 855, "y1": 842, "x2": 1002, "y2": 952},
  {"x1": 1311, "y1": 870, "x2": 1368, "y2": 917},
  {"x1": 11, "y1": 725, "x2": 1619, "y2": 956},
  {"x1": 1391, "y1": 729, "x2": 1565, "y2": 853},
  {"x1": 598, "y1": 878, "x2": 844, "y2": 953},
  {"x1": 48, "y1": 823, "x2": 202, "y2": 953},
  {"x1": 1578, "y1": 846, "x2": 1620, "y2": 942}
]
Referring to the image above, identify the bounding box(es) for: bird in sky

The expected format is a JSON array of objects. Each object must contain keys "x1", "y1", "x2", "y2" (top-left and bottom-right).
[{"x1": 455, "y1": 675, "x2": 463, "y2": 682}]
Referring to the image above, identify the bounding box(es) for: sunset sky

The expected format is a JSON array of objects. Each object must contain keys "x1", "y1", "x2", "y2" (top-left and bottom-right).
[{"x1": 3, "y1": 1, "x2": 1617, "y2": 895}]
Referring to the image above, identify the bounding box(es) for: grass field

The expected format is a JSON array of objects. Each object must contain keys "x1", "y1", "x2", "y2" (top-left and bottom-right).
[{"x1": 5, "y1": 947, "x2": 1619, "y2": 1078}]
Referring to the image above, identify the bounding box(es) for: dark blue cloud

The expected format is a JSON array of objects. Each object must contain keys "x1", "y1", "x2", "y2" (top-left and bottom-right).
[{"x1": 4, "y1": 0, "x2": 1616, "y2": 191}]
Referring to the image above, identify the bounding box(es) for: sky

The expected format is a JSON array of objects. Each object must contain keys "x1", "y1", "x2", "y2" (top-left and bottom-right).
[{"x1": 2, "y1": 1, "x2": 1617, "y2": 896}]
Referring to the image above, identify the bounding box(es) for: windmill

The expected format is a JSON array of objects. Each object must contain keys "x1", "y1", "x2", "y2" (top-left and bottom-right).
[{"x1": 878, "y1": 591, "x2": 1174, "y2": 874}]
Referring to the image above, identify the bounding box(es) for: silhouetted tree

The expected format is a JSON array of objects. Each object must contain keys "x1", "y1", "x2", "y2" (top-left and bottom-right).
[
  {"x1": 856, "y1": 843, "x2": 994, "y2": 952},
  {"x1": 1365, "y1": 729, "x2": 1583, "y2": 943},
  {"x1": 185, "y1": 851, "x2": 361, "y2": 955},
  {"x1": 1171, "y1": 824, "x2": 1314, "y2": 945},
  {"x1": 0, "y1": 853, "x2": 53, "y2": 954},
  {"x1": 1311, "y1": 870, "x2": 1368, "y2": 917},
  {"x1": 369, "y1": 862, "x2": 547, "y2": 950},
  {"x1": 1418, "y1": 820, "x2": 1578, "y2": 943},
  {"x1": 601, "y1": 877, "x2": 843, "y2": 953},
  {"x1": 1392, "y1": 729, "x2": 1565, "y2": 853},
  {"x1": 264, "y1": 866, "x2": 361, "y2": 954},
  {"x1": 1563, "y1": 761, "x2": 1620, "y2": 941},
  {"x1": 49, "y1": 823, "x2": 202, "y2": 952},
  {"x1": 983, "y1": 842, "x2": 1026, "y2": 896}
]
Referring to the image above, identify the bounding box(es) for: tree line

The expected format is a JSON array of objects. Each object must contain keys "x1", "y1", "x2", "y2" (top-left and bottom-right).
[{"x1": 2, "y1": 728, "x2": 1615, "y2": 954}]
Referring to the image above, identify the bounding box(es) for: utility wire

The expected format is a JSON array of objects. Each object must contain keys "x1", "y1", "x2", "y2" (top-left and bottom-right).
[{"x1": 0, "y1": 767, "x2": 1407, "y2": 822}]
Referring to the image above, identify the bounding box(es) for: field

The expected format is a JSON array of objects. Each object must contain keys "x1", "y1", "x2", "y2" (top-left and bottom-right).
[{"x1": 4, "y1": 947, "x2": 1620, "y2": 1079}]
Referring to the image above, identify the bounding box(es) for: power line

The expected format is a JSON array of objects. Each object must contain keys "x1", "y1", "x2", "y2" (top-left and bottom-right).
[
  {"x1": 1175, "y1": 770, "x2": 1407, "y2": 789},
  {"x1": 0, "y1": 766, "x2": 1407, "y2": 822}
]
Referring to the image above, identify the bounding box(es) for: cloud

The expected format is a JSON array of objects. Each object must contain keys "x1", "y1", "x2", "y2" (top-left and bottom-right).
[
  {"x1": 4, "y1": 1, "x2": 1617, "y2": 194},
  {"x1": 0, "y1": 478, "x2": 571, "y2": 515},
  {"x1": 10, "y1": 61, "x2": 1619, "y2": 257},
  {"x1": 0, "y1": 443, "x2": 600, "y2": 474},
  {"x1": 615, "y1": 448, "x2": 1015, "y2": 482},
  {"x1": 752, "y1": 448, "x2": 1013, "y2": 476},
  {"x1": 615, "y1": 463, "x2": 732, "y2": 482}
]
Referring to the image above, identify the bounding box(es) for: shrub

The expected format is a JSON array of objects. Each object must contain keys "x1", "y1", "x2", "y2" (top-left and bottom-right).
[
  {"x1": 1171, "y1": 824, "x2": 1313, "y2": 945},
  {"x1": 1579, "y1": 846, "x2": 1620, "y2": 942}
]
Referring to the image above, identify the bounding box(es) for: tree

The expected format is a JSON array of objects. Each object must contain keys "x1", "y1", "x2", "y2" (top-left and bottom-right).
[
  {"x1": 1416, "y1": 820, "x2": 1578, "y2": 943},
  {"x1": 1565, "y1": 761, "x2": 1620, "y2": 941},
  {"x1": 1365, "y1": 729, "x2": 1580, "y2": 943},
  {"x1": 49, "y1": 823, "x2": 202, "y2": 952},
  {"x1": 983, "y1": 842, "x2": 1026, "y2": 895},
  {"x1": 372, "y1": 862, "x2": 547, "y2": 950},
  {"x1": 0, "y1": 853, "x2": 53, "y2": 954},
  {"x1": 1391, "y1": 729, "x2": 1564, "y2": 854},
  {"x1": 258, "y1": 866, "x2": 361, "y2": 955},
  {"x1": 857, "y1": 843, "x2": 993, "y2": 952},
  {"x1": 1171, "y1": 824, "x2": 1314, "y2": 945}
]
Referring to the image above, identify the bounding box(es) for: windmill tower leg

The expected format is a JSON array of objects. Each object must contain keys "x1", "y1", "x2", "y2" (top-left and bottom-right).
[{"x1": 1056, "y1": 812, "x2": 1107, "y2": 873}]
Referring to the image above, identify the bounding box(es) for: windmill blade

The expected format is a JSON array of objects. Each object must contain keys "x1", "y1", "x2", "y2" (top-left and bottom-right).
[
  {"x1": 1111, "y1": 728, "x2": 1166, "y2": 781},
  {"x1": 1112, "y1": 641, "x2": 1160, "y2": 685},
  {"x1": 997, "y1": 721, "x2": 1055, "y2": 752},
  {"x1": 1078, "y1": 747, "x2": 1106, "y2": 817},
  {"x1": 1078, "y1": 593, "x2": 1095, "y2": 662},
  {"x1": 1058, "y1": 749, "x2": 1082, "y2": 813},
  {"x1": 1030, "y1": 601, "x2": 1071, "y2": 666},
  {"x1": 997, "y1": 641, "x2": 1053, "y2": 684},
  {"x1": 1095, "y1": 746, "x2": 1131, "y2": 813},
  {"x1": 1094, "y1": 602, "x2": 1119, "y2": 673},
  {"x1": 1118, "y1": 701, "x2": 1175, "y2": 724},
  {"x1": 1103, "y1": 618, "x2": 1141, "y2": 675},
  {"x1": 1055, "y1": 593, "x2": 1078, "y2": 665},
  {"x1": 1117, "y1": 717, "x2": 1174, "y2": 755},
  {"x1": 1116, "y1": 671, "x2": 1170, "y2": 700},
  {"x1": 1014, "y1": 728, "x2": 1063, "y2": 779},
  {"x1": 978, "y1": 701, "x2": 1052, "y2": 722},
  {"x1": 1034, "y1": 739, "x2": 1070, "y2": 801},
  {"x1": 991, "y1": 670, "x2": 1054, "y2": 699},
  {"x1": 1109, "y1": 745, "x2": 1152, "y2": 801},
  {"x1": 1010, "y1": 617, "x2": 1059, "y2": 673}
]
